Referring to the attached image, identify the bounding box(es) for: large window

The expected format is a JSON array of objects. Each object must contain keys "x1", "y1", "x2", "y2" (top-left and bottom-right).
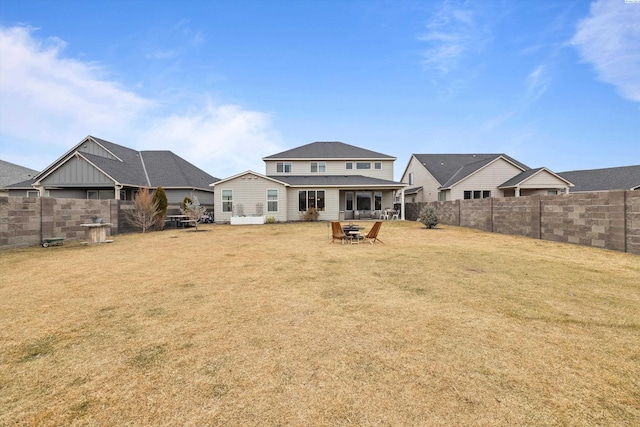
[
  {"x1": 222, "y1": 190, "x2": 233, "y2": 212},
  {"x1": 356, "y1": 192, "x2": 371, "y2": 210},
  {"x1": 310, "y1": 162, "x2": 326, "y2": 173},
  {"x1": 438, "y1": 191, "x2": 446, "y2": 201},
  {"x1": 356, "y1": 162, "x2": 371, "y2": 170},
  {"x1": 87, "y1": 190, "x2": 114, "y2": 200},
  {"x1": 374, "y1": 192, "x2": 382, "y2": 210},
  {"x1": 276, "y1": 162, "x2": 292, "y2": 173},
  {"x1": 27, "y1": 190, "x2": 50, "y2": 197},
  {"x1": 267, "y1": 189, "x2": 278, "y2": 212},
  {"x1": 298, "y1": 190, "x2": 325, "y2": 211}
]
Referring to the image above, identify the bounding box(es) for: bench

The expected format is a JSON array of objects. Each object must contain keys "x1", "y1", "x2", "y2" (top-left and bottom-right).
[{"x1": 42, "y1": 237, "x2": 64, "y2": 247}]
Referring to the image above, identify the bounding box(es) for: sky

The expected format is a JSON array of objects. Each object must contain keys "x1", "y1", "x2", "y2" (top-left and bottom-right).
[{"x1": 0, "y1": 0, "x2": 638, "y2": 181}]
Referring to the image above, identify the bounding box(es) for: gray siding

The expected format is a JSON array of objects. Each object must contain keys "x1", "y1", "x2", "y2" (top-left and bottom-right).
[
  {"x1": 42, "y1": 156, "x2": 113, "y2": 186},
  {"x1": 79, "y1": 140, "x2": 119, "y2": 160}
]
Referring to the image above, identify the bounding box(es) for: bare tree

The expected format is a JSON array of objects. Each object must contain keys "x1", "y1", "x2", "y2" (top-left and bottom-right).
[
  {"x1": 125, "y1": 187, "x2": 160, "y2": 233},
  {"x1": 183, "y1": 196, "x2": 207, "y2": 231}
]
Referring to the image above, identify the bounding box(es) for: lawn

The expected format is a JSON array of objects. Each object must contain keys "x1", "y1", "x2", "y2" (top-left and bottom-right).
[{"x1": 1, "y1": 221, "x2": 638, "y2": 426}]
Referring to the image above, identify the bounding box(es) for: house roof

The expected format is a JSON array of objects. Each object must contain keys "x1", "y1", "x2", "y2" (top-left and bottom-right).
[
  {"x1": 412, "y1": 154, "x2": 530, "y2": 188},
  {"x1": 211, "y1": 170, "x2": 290, "y2": 187},
  {"x1": 499, "y1": 167, "x2": 573, "y2": 189},
  {"x1": 34, "y1": 136, "x2": 219, "y2": 191},
  {"x1": 558, "y1": 165, "x2": 640, "y2": 192},
  {"x1": 0, "y1": 160, "x2": 39, "y2": 188},
  {"x1": 263, "y1": 141, "x2": 396, "y2": 160},
  {"x1": 404, "y1": 186, "x2": 423, "y2": 195},
  {"x1": 268, "y1": 175, "x2": 406, "y2": 188}
]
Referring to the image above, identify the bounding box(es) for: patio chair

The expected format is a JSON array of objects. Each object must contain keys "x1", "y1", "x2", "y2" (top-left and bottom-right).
[
  {"x1": 363, "y1": 221, "x2": 384, "y2": 244},
  {"x1": 330, "y1": 221, "x2": 352, "y2": 244}
]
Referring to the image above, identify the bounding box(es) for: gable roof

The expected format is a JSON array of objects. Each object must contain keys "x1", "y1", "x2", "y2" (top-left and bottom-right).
[
  {"x1": 558, "y1": 165, "x2": 640, "y2": 192},
  {"x1": 34, "y1": 136, "x2": 219, "y2": 191},
  {"x1": 499, "y1": 167, "x2": 573, "y2": 188},
  {"x1": 263, "y1": 141, "x2": 396, "y2": 160},
  {"x1": 411, "y1": 154, "x2": 530, "y2": 188},
  {"x1": 211, "y1": 170, "x2": 290, "y2": 187}
]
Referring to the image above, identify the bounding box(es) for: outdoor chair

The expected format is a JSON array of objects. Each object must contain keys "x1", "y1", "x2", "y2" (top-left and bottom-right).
[
  {"x1": 363, "y1": 221, "x2": 384, "y2": 244},
  {"x1": 330, "y1": 221, "x2": 352, "y2": 244}
]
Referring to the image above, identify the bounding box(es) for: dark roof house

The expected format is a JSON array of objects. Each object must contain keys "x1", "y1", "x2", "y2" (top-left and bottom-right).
[
  {"x1": 5, "y1": 135, "x2": 219, "y2": 205},
  {"x1": 0, "y1": 160, "x2": 39, "y2": 195},
  {"x1": 559, "y1": 165, "x2": 640, "y2": 192}
]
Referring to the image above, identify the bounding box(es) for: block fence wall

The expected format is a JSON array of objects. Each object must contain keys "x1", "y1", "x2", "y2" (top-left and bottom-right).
[
  {"x1": 405, "y1": 190, "x2": 640, "y2": 255},
  {"x1": 0, "y1": 197, "x2": 142, "y2": 249}
]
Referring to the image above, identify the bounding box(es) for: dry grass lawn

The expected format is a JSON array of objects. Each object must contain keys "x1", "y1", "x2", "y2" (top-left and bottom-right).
[{"x1": 1, "y1": 221, "x2": 639, "y2": 426}]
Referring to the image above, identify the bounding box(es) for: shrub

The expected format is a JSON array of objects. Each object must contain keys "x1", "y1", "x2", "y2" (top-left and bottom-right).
[
  {"x1": 125, "y1": 187, "x2": 160, "y2": 233},
  {"x1": 152, "y1": 187, "x2": 168, "y2": 230},
  {"x1": 418, "y1": 205, "x2": 439, "y2": 229},
  {"x1": 301, "y1": 208, "x2": 319, "y2": 221},
  {"x1": 266, "y1": 216, "x2": 276, "y2": 224},
  {"x1": 182, "y1": 196, "x2": 192, "y2": 212}
]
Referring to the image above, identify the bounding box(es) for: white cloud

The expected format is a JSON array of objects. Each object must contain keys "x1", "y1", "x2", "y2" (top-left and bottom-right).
[
  {"x1": 571, "y1": 0, "x2": 640, "y2": 102},
  {"x1": 418, "y1": 2, "x2": 490, "y2": 74},
  {"x1": 526, "y1": 64, "x2": 550, "y2": 102},
  {"x1": 0, "y1": 26, "x2": 281, "y2": 176}
]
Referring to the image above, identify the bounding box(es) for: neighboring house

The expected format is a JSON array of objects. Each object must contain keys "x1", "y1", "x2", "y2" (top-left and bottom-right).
[
  {"x1": 5, "y1": 135, "x2": 219, "y2": 208},
  {"x1": 211, "y1": 141, "x2": 406, "y2": 223},
  {"x1": 401, "y1": 154, "x2": 573, "y2": 202},
  {"x1": 0, "y1": 160, "x2": 39, "y2": 196},
  {"x1": 558, "y1": 165, "x2": 640, "y2": 193}
]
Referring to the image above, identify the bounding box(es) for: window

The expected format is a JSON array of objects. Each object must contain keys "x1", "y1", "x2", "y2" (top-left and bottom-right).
[
  {"x1": 276, "y1": 162, "x2": 292, "y2": 173},
  {"x1": 87, "y1": 190, "x2": 114, "y2": 200},
  {"x1": 346, "y1": 162, "x2": 353, "y2": 170},
  {"x1": 356, "y1": 162, "x2": 371, "y2": 169},
  {"x1": 547, "y1": 190, "x2": 558, "y2": 195},
  {"x1": 27, "y1": 190, "x2": 49, "y2": 197},
  {"x1": 374, "y1": 162, "x2": 382, "y2": 170},
  {"x1": 356, "y1": 192, "x2": 371, "y2": 210},
  {"x1": 222, "y1": 190, "x2": 233, "y2": 212},
  {"x1": 345, "y1": 192, "x2": 353, "y2": 210},
  {"x1": 464, "y1": 190, "x2": 491, "y2": 200},
  {"x1": 267, "y1": 189, "x2": 278, "y2": 212},
  {"x1": 299, "y1": 190, "x2": 325, "y2": 211},
  {"x1": 374, "y1": 192, "x2": 382, "y2": 210},
  {"x1": 311, "y1": 161, "x2": 326, "y2": 173},
  {"x1": 438, "y1": 191, "x2": 446, "y2": 202},
  {"x1": 408, "y1": 172, "x2": 414, "y2": 185}
]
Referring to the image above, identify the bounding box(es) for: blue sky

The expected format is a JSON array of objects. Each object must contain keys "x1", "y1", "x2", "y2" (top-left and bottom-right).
[{"x1": 0, "y1": 0, "x2": 638, "y2": 181}]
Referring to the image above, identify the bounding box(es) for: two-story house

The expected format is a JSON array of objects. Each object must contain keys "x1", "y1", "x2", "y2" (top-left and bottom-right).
[
  {"x1": 401, "y1": 153, "x2": 573, "y2": 203},
  {"x1": 211, "y1": 141, "x2": 406, "y2": 223}
]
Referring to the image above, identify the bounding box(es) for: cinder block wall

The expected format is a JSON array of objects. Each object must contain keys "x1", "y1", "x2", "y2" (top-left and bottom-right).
[
  {"x1": 405, "y1": 190, "x2": 640, "y2": 255},
  {"x1": 0, "y1": 196, "x2": 116, "y2": 249}
]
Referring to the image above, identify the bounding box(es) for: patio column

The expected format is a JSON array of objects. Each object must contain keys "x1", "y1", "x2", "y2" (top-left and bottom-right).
[
  {"x1": 515, "y1": 187, "x2": 521, "y2": 197},
  {"x1": 35, "y1": 185, "x2": 46, "y2": 197},
  {"x1": 400, "y1": 188, "x2": 405, "y2": 220},
  {"x1": 114, "y1": 184, "x2": 122, "y2": 200}
]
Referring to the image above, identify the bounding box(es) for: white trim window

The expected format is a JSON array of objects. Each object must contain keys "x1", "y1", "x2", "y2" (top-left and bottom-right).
[
  {"x1": 463, "y1": 190, "x2": 491, "y2": 200},
  {"x1": 87, "y1": 190, "x2": 115, "y2": 199},
  {"x1": 408, "y1": 172, "x2": 414, "y2": 185},
  {"x1": 222, "y1": 189, "x2": 233, "y2": 212},
  {"x1": 27, "y1": 190, "x2": 50, "y2": 197},
  {"x1": 267, "y1": 189, "x2": 278, "y2": 212},
  {"x1": 374, "y1": 162, "x2": 382, "y2": 170},
  {"x1": 345, "y1": 162, "x2": 353, "y2": 170},
  {"x1": 298, "y1": 190, "x2": 325, "y2": 211},
  {"x1": 310, "y1": 161, "x2": 326, "y2": 173},
  {"x1": 276, "y1": 162, "x2": 292, "y2": 173},
  {"x1": 356, "y1": 162, "x2": 371, "y2": 170}
]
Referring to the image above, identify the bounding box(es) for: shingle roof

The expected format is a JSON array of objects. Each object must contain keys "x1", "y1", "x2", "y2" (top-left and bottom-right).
[
  {"x1": 35, "y1": 136, "x2": 219, "y2": 191},
  {"x1": 413, "y1": 154, "x2": 530, "y2": 187},
  {"x1": 269, "y1": 175, "x2": 404, "y2": 187},
  {"x1": 264, "y1": 141, "x2": 395, "y2": 160},
  {"x1": 0, "y1": 160, "x2": 39, "y2": 188},
  {"x1": 499, "y1": 167, "x2": 546, "y2": 187},
  {"x1": 558, "y1": 165, "x2": 640, "y2": 192}
]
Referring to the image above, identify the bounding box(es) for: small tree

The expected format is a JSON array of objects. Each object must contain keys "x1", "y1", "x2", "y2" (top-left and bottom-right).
[
  {"x1": 125, "y1": 187, "x2": 160, "y2": 233},
  {"x1": 152, "y1": 186, "x2": 168, "y2": 230},
  {"x1": 418, "y1": 205, "x2": 439, "y2": 229},
  {"x1": 183, "y1": 196, "x2": 207, "y2": 231},
  {"x1": 182, "y1": 196, "x2": 192, "y2": 212}
]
